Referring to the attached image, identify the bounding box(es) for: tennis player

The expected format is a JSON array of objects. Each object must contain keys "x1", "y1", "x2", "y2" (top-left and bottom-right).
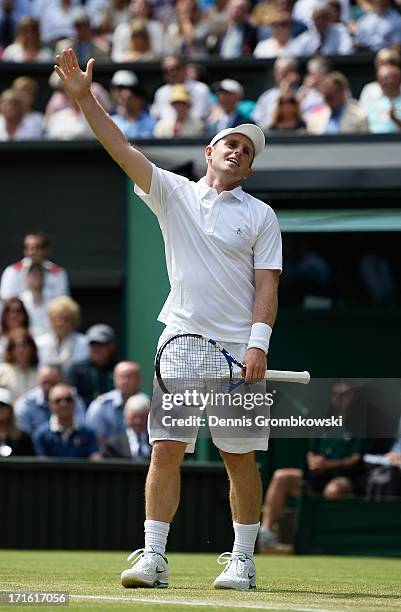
[{"x1": 54, "y1": 49, "x2": 282, "y2": 591}]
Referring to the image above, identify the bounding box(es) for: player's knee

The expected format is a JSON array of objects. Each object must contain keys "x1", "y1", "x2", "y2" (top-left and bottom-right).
[
  {"x1": 323, "y1": 477, "x2": 352, "y2": 500},
  {"x1": 151, "y1": 440, "x2": 186, "y2": 467}
]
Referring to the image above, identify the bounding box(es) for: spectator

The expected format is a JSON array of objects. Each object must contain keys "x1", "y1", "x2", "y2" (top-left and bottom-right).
[
  {"x1": 15, "y1": 364, "x2": 85, "y2": 436},
  {"x1": 253, "y1": 11, "x2": 295, "y2": 58},
  {"x1": 0, "y1": 298, "x2": 29, "y2": 361},
  {"x1": 355, "y1": 0, "x2": 401, "y2": 52},
  {"x1": 66, "y1": 324, "x2": 118, "y2": 407},
  {"x1": 0, "y1": 328, "x2": 38, "y2": 402},
  {"x1": 151, "y1": 55, "x2": 211, "y2": 121},
  {"x1": 72, "y1": 9, "x2": 110, "y2": 65},
  {"x1": 104, "y1": 393, "x2": 151, "y2": 459},
  {"x1": 365, "y1": 64, "x2": 401, "y2": 132},
  {"x1": 111, "y1": 0, "x2": 164, "y2": 62},
  {"x1": 206, "y1": 79, "x2": 251, "y2": 134},
  {"x1": 109, "y1": 69, "x2": 138, "y2": 114},
  {"x1": 214, "y1": 0, "x2": 258, "y2": 57},
  {"x1": 253, "y1": 57, "x2": 301, "y2": 130},
  {"x1": 293, "y1": 0, "x2": 351, "y2": 26},
  {"x1": 0, "y1": 232, "x2": 70, "y2": 301},
  {"x1": 205, "y1": 0, "x2": 229, "y2": 41},
  {"x1": 20, "y1": 263, "x2": 51, "y2": 339},
  {"x1": 110, "y1": 82, "x2": 155, "y2": 139},
  {"x1": 297, "y1": 56, "x2": 329, "y2": 118},
  {"x1": 45, "y1": 96, "x2": 94, "y2": 140},
  {"x1": 163, "y1": 0, "x2": 211, "y2": 57},
  {"x1": 154, "y1": 84, "x2": 204, "y2": 137},
  {"x1": 0, "y1": 89, "x2": 42, "y2": 141},
  {"x1": 86, "y1": 361, "x2": 149, "y2": 447},
  {"x1": 276, "y1": 0, "x2": 308, "y2": 37},
  {"x1": 119, "y1": 18, "x2": 159, "y2": 61},
  {"x1": 306, "y1": 71, "x2": 368, "y2": 134},
  {"x1": 359, "y1": 48, "x2": 401, "y2": 110},
  {"x1": 0, "y1": 0, "x2": 32, "y2": 50},
  {"x1": 39, "y1": 0, "x2": 77, "y2": 45},
  {"x1": 269, "y1": 89, "x2": 307, "y2": 132},
  {"x1": 36, "y1": 296, "x2": 89, "y2": 374},
  {"x1": 2, "y1": 15, "x2": 52, "y2": 62},
  {"x1": 328, "y1": 0, "x2": 342, "y2": 23},
  {"x1": 257, "y1": 380, "x2": 366, "y2": 551},
  {"x1": 11, "y1": 77, "x2": 44, "y2": 137},
  {"x1": 0, "y1": 387, "x2": 34, "y2": 457},
  {"x1": 86, "y1": 0, "x2": 130, "y2": 35},
  {"x1": 288, "y1": 4, "x2": 353, "y2": 56},
  {"x1": 33, "y1": 383, "x2": 101, "y2": 459}
]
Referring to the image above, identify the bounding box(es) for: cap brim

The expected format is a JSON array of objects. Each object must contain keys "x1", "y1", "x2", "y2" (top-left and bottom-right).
[{"x1": 209, "y1": 124, "x2": 265, "y2": 158}]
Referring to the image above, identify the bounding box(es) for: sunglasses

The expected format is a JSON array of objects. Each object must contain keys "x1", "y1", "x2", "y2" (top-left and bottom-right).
[
  {"x1": 4, "y1": 307, "x2": 24, "y2": 314},
  {"x1": 11, "y1": 341, "x2": 30, "y2": 349},
  {"x1": 272, "y1": 21, "x2": 290, "y2": 27},
  {"x1": 52, "y1": 396, "x2": 74, "y2": 404}
]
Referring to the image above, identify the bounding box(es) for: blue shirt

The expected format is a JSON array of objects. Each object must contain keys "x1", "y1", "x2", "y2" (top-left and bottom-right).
[
  {"x1": 355, "y1": 9, "x2": 401, "y2": 52},
  {"x1": 111, "y1": 111, "x2": 155, "y2": 139},
  {"x1": 325, "y1": 107, "x2": 344, "y2": 134},
  {"x1": 86, "y1": 389, "x2": 150, "y2": 440},
  {"x1": 366, "y1": 95, "x2": 401, "y2": 134},
  {"x1": 33, "y1": 419, "x2": 98, "y2": 458}
]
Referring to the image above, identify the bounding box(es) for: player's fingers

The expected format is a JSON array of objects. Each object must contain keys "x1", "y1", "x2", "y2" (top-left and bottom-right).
[
  {"x1": 53, "y1": 65, "x2": 66, "y2": 81},
  {"x1": 69, "y1": 47, "x2": 79, "y2": 69},
  {"x1": 86, "y1": 58, "x2": 95, "y2": 78},
  {"x1": 63, "y1": 48, "x2": 73, "y2": 71},
  {"x1": 58, "y1": 50, "x2": 69, "y2": 72}
]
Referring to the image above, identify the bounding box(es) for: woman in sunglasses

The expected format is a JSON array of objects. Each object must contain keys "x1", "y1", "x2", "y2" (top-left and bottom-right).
[
  {"x1": 0, "y1": 298, "x2": 30, "y2": 362},
  {"x1": 0, "y1": 328, "x2": 38, "y2": 402},
  {"x1": 269, "y1": 89, "x2": 306, "y2": 132}
]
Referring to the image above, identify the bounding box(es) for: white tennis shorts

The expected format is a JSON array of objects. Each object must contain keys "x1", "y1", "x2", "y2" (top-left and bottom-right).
[{"x1": 149, "y1": 326, "x2": 270, "y2": 454}]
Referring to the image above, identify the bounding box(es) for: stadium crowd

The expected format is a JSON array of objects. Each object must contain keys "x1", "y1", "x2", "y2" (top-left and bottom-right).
[
  {"x1": 0, "y1": 0, "x2": 401, "y2": 138},
  {"x1": 0, "y1": 231, "x2": 152, "y2": 460}
]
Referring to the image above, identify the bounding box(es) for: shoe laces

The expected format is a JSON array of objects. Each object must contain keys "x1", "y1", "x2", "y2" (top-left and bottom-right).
[
  {"x1": 217, "y1": 552, "x2": 249, "y2": 575},
  {"x1": 126, "y1": 547, "x2": 166, "y2": 569}
]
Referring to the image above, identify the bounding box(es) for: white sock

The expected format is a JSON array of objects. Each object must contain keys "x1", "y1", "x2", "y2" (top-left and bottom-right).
[
  {"x1": 232, "y1": 521, "x2": 260, "y2": 557},
  {"x1": 144, "y1": 520, "x2": 170, "y2": 555}
]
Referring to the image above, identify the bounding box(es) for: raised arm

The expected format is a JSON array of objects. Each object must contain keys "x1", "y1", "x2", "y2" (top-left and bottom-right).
[{"x1": 54, "y1": 48, "x2": 152, "y2": 193}]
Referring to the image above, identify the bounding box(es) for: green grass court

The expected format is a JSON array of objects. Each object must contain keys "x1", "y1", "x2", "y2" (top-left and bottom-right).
[{"x1": 1, "y1": 551, "x2": 400, "y2": 612}]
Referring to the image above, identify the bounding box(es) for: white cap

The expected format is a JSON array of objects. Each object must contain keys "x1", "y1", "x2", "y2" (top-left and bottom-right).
[
  {"x1": 111, "y1": 70, "x2": 138, "y2": 88},
  {"x1": 0, "y1": 387, "x2": 12, "y2": 406},
  {"x1": 124, "y1": 394, "x2": 150, "y2": 414},
  {"x1": 217, "y1": 79, "x2": 244, "y2": 97},
  {"x1": 209, "y1": 124, "x2": 265, "y2": 158}
]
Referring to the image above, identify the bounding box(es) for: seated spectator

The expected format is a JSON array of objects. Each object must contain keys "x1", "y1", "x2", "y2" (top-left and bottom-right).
[
  {"x1": 253, "y1": 11, "x2": 295, "y2": 58},
  {"x1": 276, "y1": 0, "x2": 308, "y2": 37},
  {"x1": 33, "y1": 383, "x2": 101, "y2": 459},
  {"x1": 365, "y1": 64, "x2": 401, "y2": 132},
  {"x1": 11, "y1": 77, "x2": 43, "y2": 138},
  {"x1": 0, "y1": 232, "x2": 69, "y2": 301},
  {"x1": 0, "y1": 328, "x2": 38, "y2": 402},
  {"x1": 298, "y1": 56, "x2": 329, "y2": 119},
  {"x1": 145, "y1": 0, "x2": 175, "y2": 24},
  {"x1": 118, "y1": 17, "x2": 159, "y2": 61},
  {"x1": 45, "y1": 69, "x2": 112, "y2": 127},
  {"x1": 39, "y1": 0, "x2": 77, "y2": 45},
  {"x1": 109, "y1": 69, "x2": 138, "y2": 114},
  {"x1": 154, "y1": 84, "x2": 204, "y2": 137},
  {"x1": 151, "y1": 55, "x2": 211, "y2": 121},
  {"x1": 20, "y1": 263, "x2": 51, "y2": 339},
  {"x1": 306, "y1": 72, "x2": 368, "y2": 134},
  {"x1": 268, "y1": 89, "x2": 307, "y2": 132},
  {"x1": 253, "y1": 57, "x2": 301, "y2": 130},
  {"x1": 293, "y1": 0, "x2": 351, "y2": 26},
  {"x1": 86, "y1": 361, "x2": 149, "y2": 448},
  {"x1": 72, "y1": 9, "x2": 110, "y2": 65},
  {"x1": 0, "y1": 89, "x2": 42, "y2": 142},
  {"x1": 355, "y1": 0, "x2": 401, "y2": 52},
  {"x1": 15, "y1": 364, "x2": 85, "y2": 436},
  {"x1": 110, "y1": 82, "x2": 155, "y2": 139},
  {"x1": 163, "y1": 0, "x2": 211, "y2": 57},
  {"x1": 45, "y1": 96, "x2": 94, "y2": 140},
  {"x1": 0, "y1": 387, "x2": 34, "y2": 457},
  {"x1": 0, "y1": 0, "x2": 32, "y2": 50},
  {"x1": 2, "y1": 15, "x2": 52, "y2": 62},
  {"x1": 104, "y1": 394, "x2": 151, "y2": 459},
  {"x1": 288, "y1": 4, "x2": 353, "y2": 56},
  {"x1": 66, "y1": 324, "x2": 118, "y2": 407},
  {"x1": 111, "y1": 0, "x2": 164, "y2": 62},
  {"x1": 36, "y1": 297, "x2": 89, "y2": 374},
  {"x1": 0, "y1": 298, "x2": 29, "y2": 361},
  {"x1": 206, "y1": 79, "x2": 251, "y2": 134},
  {"x1": 214, "y1": 0, "x2": 258, "y2": 57},
  {"x1": 205, "y1": 0, "x2": 229, "y2": 41},
  {"x1": 87, "y1": 0, "x2": 131, "y2": 35},
  {"x1": 328, "y1": 0, "x2": 342, "y2": 24},
  {"x1": 359, "y1": 48, "x2": 401, "y2": 111},
  {"x1": 257, "y1": 380, "x2": 366, "y2": 550}
]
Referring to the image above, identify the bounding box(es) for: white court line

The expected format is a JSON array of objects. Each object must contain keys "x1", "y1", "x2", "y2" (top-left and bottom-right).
[{"x1": 69, "y1": 593, "x2": 340, "y2": 612}]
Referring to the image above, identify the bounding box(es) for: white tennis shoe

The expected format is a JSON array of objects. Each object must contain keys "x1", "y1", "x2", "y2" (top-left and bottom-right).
[
  {"x1": 121, "y1": 547, "x2": 169, "y2": 588},
  {"x1": 213, "y1": 552, "x2": 256, "y2": 590}
]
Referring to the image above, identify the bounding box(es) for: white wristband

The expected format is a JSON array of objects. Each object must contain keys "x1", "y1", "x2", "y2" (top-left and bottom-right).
[{"x1": 247, "y1": 322, "x2": 272, "y2": 353}]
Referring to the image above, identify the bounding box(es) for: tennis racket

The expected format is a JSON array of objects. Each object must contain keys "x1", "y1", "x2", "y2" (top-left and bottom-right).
[{"x1": 155, "y1": 333, "x2": 310, "y2": 396}]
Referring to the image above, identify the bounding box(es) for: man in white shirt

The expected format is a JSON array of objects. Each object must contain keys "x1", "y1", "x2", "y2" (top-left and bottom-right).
[
  {"x1": 1, "y1": 232, "x2": 69, "y2": 301},
  {"x1": 289, "y1": 4, "x2": 353, "y2": 56},
  {"x1": 54, "y1": 47, "x2": 282, "y2": 593}
]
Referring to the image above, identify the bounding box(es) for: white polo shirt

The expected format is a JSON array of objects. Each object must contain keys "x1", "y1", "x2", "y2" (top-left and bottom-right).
[{"x1": 134, "y1": 164, "x2": 282, "y2": 343}]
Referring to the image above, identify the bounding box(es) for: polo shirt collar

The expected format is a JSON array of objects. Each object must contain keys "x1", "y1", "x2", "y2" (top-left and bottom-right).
[
  {"x1": 198, "y1": 178, "x2": 244, "y2": 202},
  {"x1": 49, "y1": 414, "x2": 78, "y2": 434}
]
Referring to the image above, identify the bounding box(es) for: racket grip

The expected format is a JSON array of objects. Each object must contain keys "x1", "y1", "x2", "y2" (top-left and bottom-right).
[{"x1": 264, "y1": 370, "x2": 311, "y2": 384}]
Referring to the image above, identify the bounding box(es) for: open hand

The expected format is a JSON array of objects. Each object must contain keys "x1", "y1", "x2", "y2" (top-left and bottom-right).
[{"x1": 54, "y1": 48, "x2": 95, "y2": 101}]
